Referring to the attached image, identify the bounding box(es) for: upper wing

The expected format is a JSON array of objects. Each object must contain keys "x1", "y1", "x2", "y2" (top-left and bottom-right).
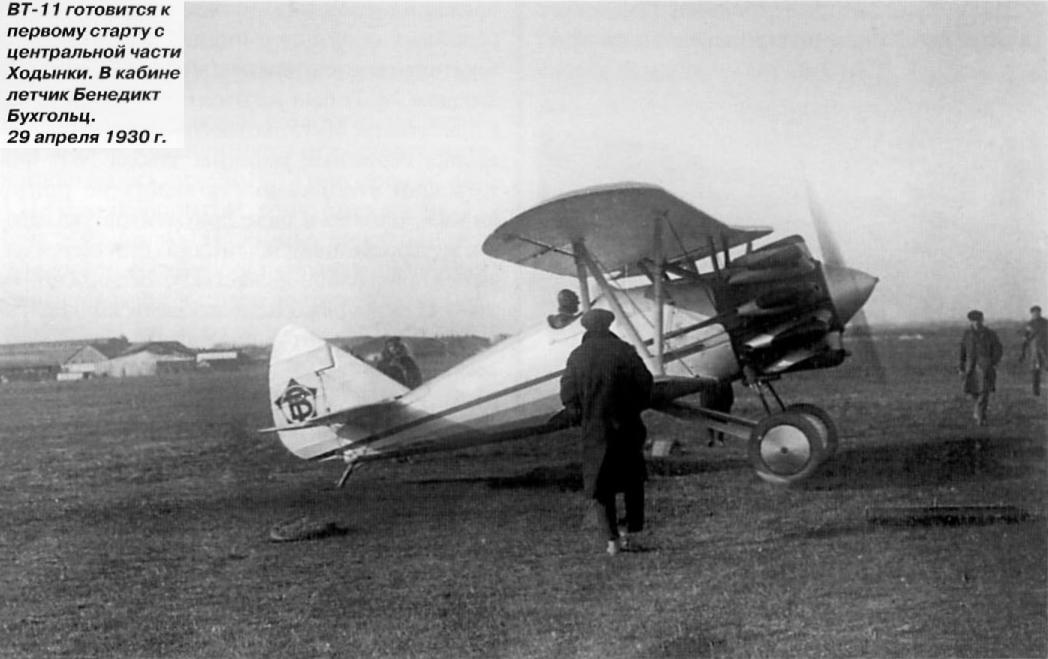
[{"x1": 482, "y1": 182, "x2": 772, "y2": 276}]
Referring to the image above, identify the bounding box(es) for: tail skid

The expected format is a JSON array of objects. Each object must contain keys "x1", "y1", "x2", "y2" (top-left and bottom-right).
[{"x1": 268, "y1": 325, "x2": 407, "y2": 460}]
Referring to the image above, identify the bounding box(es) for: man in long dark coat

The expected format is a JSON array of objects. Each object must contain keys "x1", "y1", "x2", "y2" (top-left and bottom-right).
[
  {"x1": 560, "y1": 308, "x2": 653, "y2": 555},
  {"x1": 1019, "y1": 305, "x2": 1047, "y2": 396},
  {"x1": 958, "y1": 309, "x2": 1003, "y2": 425}
]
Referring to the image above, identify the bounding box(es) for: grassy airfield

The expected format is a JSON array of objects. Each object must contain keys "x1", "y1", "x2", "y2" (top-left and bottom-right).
[{"x1": 0, "y1": 325, "x2": 1044, "y2": 658}]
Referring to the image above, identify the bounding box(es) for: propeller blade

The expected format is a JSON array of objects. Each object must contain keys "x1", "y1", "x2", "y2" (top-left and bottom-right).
[
  {"x1": 806, "y1": 181, "x2": 887, "y2": 385},
  {"x1": 806, "y1": 181, "x2": 845, "y2": 267},
  {"x1": 847, "y1": 308, "x2": 888, "y2": 385}
]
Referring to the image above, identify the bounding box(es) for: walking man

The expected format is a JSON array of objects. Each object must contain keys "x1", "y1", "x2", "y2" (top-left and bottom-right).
[
  {"x1": 560, "y1": 309, "x2": 653, "y2": 555},
  {"x1": 958, "y1": 310, "x2": 1003, "y2": 425},
  {"x1": 1019, "y1": 305, "x2": 1047, "y2": 396}
]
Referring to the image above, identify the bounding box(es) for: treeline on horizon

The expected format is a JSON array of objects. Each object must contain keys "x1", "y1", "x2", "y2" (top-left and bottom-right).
[{"x1": 219, "y1": 321, "x2": 1034, "y2": 354}]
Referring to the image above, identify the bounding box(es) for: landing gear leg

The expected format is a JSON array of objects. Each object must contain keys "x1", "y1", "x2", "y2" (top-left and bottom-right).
[
  {"x1": 748, "y1": 377, "x2": 786, "y2": 415},
  {"x1": 336, "y1": 460, "x2": 358, "y2": 489}
]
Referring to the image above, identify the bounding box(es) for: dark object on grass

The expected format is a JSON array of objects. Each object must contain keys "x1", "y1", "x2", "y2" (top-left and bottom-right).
[
  {"x1": 865, "y1": 505, "x2": 1029, "y2": 526},
  {"x1": 269, "y1": 517, "x2": 348, "y2": 542}
]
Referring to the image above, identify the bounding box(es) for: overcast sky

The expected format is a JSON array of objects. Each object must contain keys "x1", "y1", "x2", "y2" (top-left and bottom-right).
[{"x1": 2, "y1": 2, "x2": 1045, "y2": 347}]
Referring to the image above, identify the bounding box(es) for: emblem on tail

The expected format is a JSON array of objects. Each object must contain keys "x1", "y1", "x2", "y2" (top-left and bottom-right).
[{"x1": 274, "y1": 379, "x2": 318, "y2": 424}]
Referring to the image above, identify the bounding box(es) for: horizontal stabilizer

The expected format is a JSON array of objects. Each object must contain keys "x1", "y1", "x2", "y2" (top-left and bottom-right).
[{"x1": 258, "y1": 400, "x2": 401, "y2": 433}]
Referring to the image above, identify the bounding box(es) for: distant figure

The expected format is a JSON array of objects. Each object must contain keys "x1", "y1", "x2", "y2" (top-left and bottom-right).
[
  {"x1": 1019, "y1": 305, "x2": 1048, "y2": 396},
  {"x1": 958, "y1": 310, "x2": 1003, "y2": 426},
  {"x1": 560, "y1": 308, "x2": 653, "y2": 556},
  {"x1": 547, "y1": 289, "x2": 581, "y2": 329},
  {"x1": 376, "y1": 337, "x2": 422, "y2": 389}
]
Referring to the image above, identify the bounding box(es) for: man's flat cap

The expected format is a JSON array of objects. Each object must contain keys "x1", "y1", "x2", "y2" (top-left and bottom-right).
[
  {"x1": 967, "y1": 309, "x2": 984, "y2": 321},
  {"x1": 581, "y1": 308, "x2": 615, "y2": 331}
]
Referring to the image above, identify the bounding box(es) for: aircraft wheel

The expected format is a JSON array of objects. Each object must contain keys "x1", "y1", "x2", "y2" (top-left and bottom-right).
[
  {"x1": 748, "y1": 411, "x2": 824, "y2": 486},
  {"x1": 785, "y1": 403, "x2": 839, "y2": 460}
]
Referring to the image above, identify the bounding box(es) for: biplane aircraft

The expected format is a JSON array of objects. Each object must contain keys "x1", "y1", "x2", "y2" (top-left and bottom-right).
[{"x1": 264, "y1": 183, "x2": 877, "y2": 486}]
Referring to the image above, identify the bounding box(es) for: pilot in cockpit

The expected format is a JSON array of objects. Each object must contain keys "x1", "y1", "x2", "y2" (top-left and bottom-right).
[
  {"x1": 376, "y1": 337, "x2": 423, "y2": 389},
  {"x1": 547, "y1": 289, "x2": 581, "y2": 329}
]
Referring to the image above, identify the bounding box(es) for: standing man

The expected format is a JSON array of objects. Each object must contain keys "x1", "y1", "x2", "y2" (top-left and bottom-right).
[
  {"x1": 1019, "y1": 305, "x2": 1048, "y2": 396},
  {"x1": 958, "y1": 310, "x2": 1003, "y2": 425},
  {"x1": 560, "y1": 308, "x2": 653, "y2": 556}
]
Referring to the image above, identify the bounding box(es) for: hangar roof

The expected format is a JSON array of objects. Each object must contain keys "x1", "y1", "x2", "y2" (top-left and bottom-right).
[
  {"x1": 0, "y1": 337, "x2": 130, "y2": 370},
  {"x1": 117, "y1": 342, "x2": 196, "y2": 358}
]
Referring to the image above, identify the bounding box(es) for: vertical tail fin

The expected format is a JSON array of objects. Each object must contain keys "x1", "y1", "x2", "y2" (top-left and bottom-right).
[{"x1": 268, "y1": 325, "x2": 408, "y2": 460}]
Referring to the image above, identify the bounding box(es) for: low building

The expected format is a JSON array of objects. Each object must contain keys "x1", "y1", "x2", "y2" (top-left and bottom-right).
[
  {"x1": 63, "y1": 340, "x2": 134, "y2": 378},
  {"x1": 96, "y1": 342, "x2": 197, "y2": 378},
  {"x1": 0, "y1": 354, "x2": 61, "y2": 381},
  {"x1": 0, "y1": 337, "x2": 129, "y2": 382},
  {"x1": 196, "y1": 350, "x2": 244, "y2": 371}
]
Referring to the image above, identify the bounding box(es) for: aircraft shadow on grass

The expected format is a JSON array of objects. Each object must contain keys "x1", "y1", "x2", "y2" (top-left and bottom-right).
[
  {"x1": 805, "y1": 435, "x2": 1045, "y2": 491},
  {"x1": 412, "y1": 434, "x2": 1043, "y2": 493},
  {"x1": 411, "y1": 465, "x2": 583, "y2": 491},
  {"x1": 412, "y1": 456, "x2": 750, "y2": 492}
]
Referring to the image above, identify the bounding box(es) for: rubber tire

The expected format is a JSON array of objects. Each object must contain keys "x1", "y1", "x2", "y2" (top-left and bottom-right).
[
  {"x1": 748, "y1": 411, "x2": 824, "y2": 486},
  {"x1": 785, "y1": 403, "x2": 839, "y2": 461}
]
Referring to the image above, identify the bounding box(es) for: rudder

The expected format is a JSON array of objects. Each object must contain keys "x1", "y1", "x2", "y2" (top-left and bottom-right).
[{"x1": 268, "y1": 325, "x2": 408, "y2": 460}]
